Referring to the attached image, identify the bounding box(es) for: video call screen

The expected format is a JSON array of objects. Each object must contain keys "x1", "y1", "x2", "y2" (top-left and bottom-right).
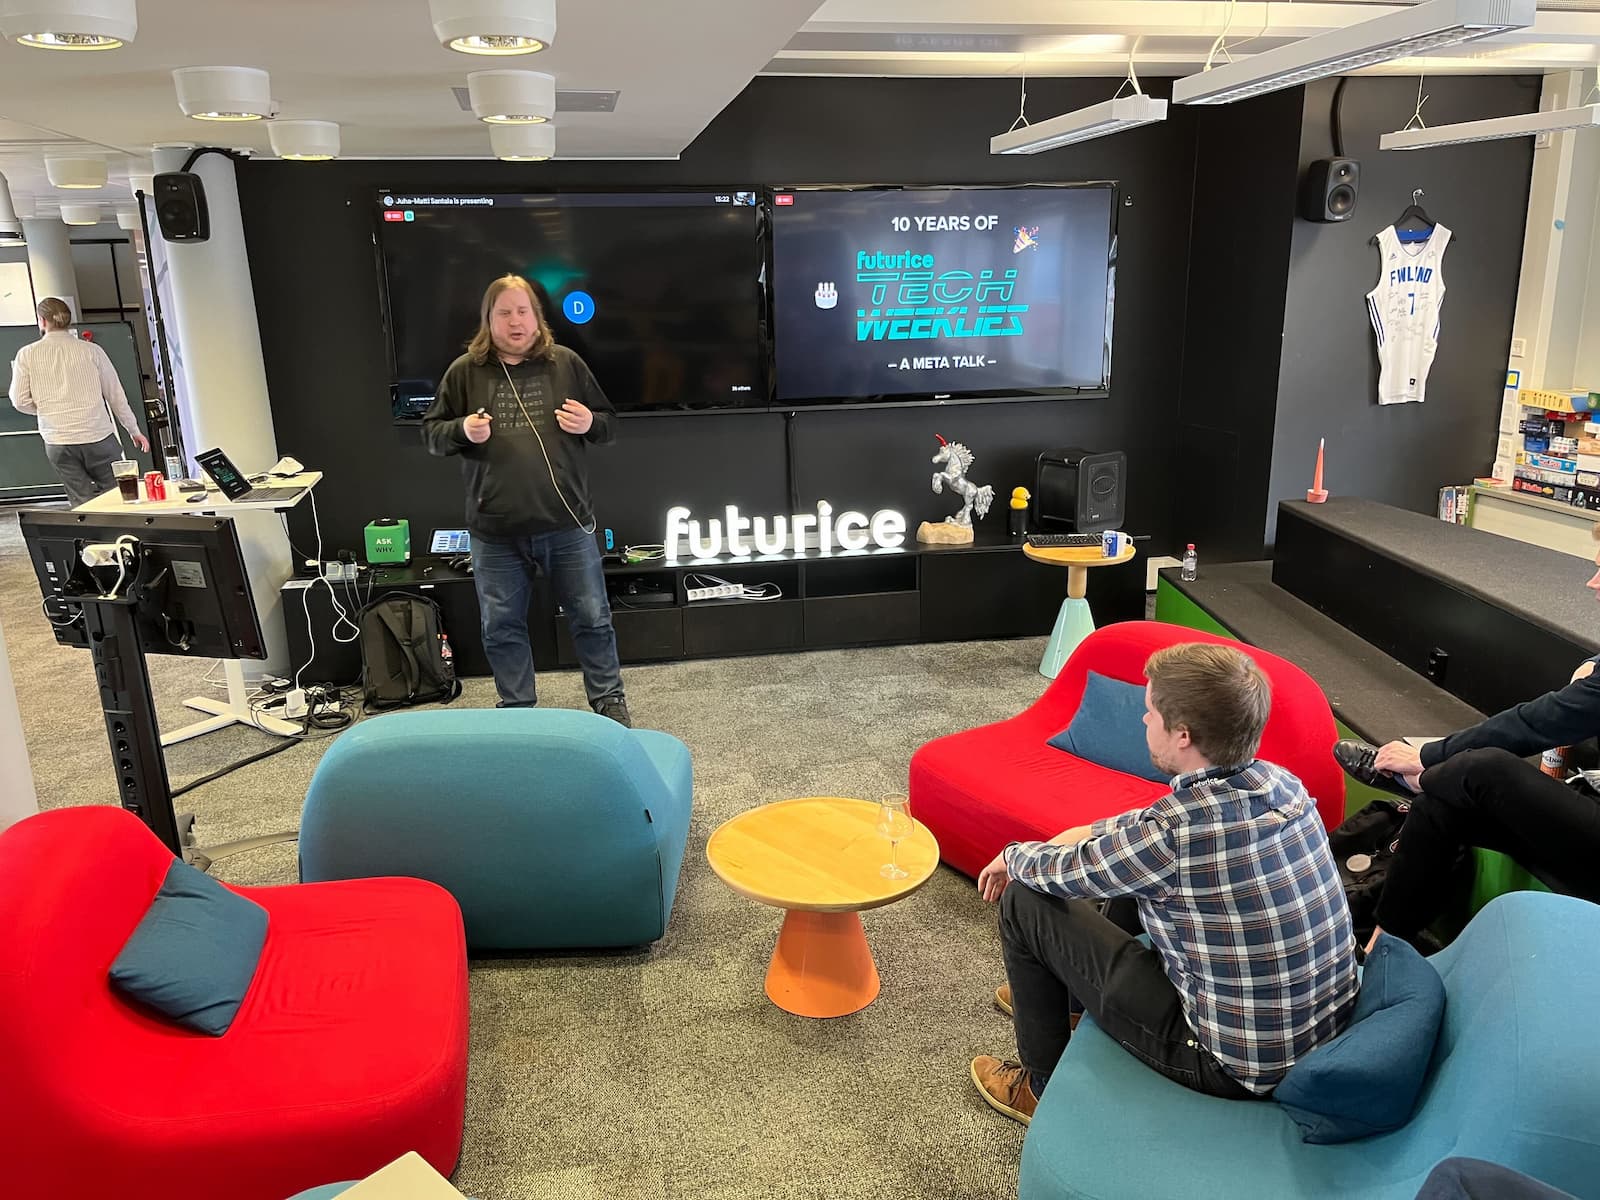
[{"x1": 376, "y1": 190, "x2": 765, "y2": 417}]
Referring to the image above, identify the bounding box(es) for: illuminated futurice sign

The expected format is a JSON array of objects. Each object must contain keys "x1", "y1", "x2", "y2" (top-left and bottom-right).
[{"x1": 665, "y1": 503, "x2": 907, "y2": 560}]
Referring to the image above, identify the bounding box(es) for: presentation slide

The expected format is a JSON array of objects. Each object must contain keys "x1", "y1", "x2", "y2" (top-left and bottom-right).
[{"x1": 771, "y1": 186, "x2": 1115, "y2": 402}]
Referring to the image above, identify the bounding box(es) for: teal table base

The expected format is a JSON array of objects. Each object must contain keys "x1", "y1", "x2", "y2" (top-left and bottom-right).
[{"x1": 1040, "y1": 596, "x2": 1097, "y2": 679}]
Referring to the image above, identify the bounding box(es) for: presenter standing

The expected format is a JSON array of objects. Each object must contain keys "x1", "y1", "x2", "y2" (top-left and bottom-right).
[
  {"x1": 422, "y1": 274, "x2": 630, "y2": 725},
  {"x1": 9, "y1": 297, "x2": 149, "y2": 506}
]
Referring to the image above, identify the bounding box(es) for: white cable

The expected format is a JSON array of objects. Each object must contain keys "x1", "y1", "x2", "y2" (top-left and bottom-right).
[
  {"x1": 1402, "y1": 75, "x2": 1430, "y2": 132},
  {"x1": 40, "y1": 594, "x2": 82, "y2": 628},
  {"x1": 499, "y1": 361, "x2": 597, "y2": 536},
  {"x1": 1205, "y1": 0, "x2": 1238, "y2": 71}
]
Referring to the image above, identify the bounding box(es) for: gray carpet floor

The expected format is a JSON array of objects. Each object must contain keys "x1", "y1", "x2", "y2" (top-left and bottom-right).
[{"x1": 2, "y1": 507, "x2": 1056, "y2": 1198}]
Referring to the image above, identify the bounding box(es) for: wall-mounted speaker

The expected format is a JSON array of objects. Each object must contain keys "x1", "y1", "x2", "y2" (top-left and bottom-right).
[
  {"x1": 1035, "y1": 448, "x2": 1127, "y2": 535},
  {"x1": 1299, "y1": 158, "x2": 1360, "y2": 223},
  {"x1": 152, "y1": 171, "x2": 209, "y2": 243}
]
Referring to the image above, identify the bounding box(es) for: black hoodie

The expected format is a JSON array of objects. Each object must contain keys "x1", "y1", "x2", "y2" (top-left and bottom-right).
[{"x1": 421, "y1": 345, "x2": 617, "y2": 539}]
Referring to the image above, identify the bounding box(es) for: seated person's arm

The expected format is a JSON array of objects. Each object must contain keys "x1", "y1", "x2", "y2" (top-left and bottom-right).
[
  {"x1": 1003, "y1": 815, "x2": 1176, "y2": 902},
  {"x1": 1420, "y1": 668, "x2": 1600, "y2": 768}
]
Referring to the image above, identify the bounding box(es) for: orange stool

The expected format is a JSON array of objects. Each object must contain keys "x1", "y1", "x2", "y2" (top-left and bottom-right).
[{"x1": 706, "y1": 797, "x2": 939, "y2": 1018}]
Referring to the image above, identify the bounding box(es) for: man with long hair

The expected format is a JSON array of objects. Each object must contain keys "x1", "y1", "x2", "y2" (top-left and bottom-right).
[
  {"x1": 422, "y1": 275, "x2": 629, "y2": 724},
  {"x1": 9, "y1": 296, "x2": 149, "y2": 506}
]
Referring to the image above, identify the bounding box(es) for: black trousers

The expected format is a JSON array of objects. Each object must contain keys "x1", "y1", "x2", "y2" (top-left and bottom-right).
[
  {"x1": 999, "y1": 884, "x2": 1253, "y2": 1100},
  {"x1": 1414, "y1": 1157, "x2": 1576, "y2": 1200},
  {"x1": 1375, "y1": 748, "x2": 1600, "y2": 939}
]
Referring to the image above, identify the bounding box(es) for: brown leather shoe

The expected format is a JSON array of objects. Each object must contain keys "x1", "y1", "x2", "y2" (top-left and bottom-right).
[{"x1": 971, "y1": 1055, "x2": 1038, "y2": 1126}]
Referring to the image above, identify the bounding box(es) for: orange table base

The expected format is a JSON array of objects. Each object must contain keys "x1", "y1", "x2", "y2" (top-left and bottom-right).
[{"x1": 765, "y1": 909, "x2": 881, "y2": 1018}]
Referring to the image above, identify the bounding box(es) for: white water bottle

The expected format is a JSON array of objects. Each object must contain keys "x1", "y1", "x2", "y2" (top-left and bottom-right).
[{"x1": 1181, "y1": 544, "x2": 1198, "y2": 582}]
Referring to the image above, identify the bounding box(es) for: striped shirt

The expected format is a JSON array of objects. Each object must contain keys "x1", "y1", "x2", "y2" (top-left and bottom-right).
[
  {"x1": 9, "y1": 330, "x2": 140, "y2": 446},
  {"x1": 1003, "y1": 760, "x2": 1358, "y2": 1094}
]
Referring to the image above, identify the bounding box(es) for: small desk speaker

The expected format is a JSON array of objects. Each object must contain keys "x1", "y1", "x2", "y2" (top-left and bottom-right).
[{"x1": 1034, "y1": 448, "x2": 1126, "y2": 535}]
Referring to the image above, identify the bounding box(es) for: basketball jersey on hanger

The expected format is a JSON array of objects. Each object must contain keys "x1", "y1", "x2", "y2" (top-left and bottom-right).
[{"x1": 1366, "y1": 223, "x2": 1450, "y2": 406}]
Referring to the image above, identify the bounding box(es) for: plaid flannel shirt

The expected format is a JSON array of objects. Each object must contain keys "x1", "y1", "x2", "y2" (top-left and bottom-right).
[{"x1": 1003, "y1": 760, "x2": 1358, "y2": 1094}]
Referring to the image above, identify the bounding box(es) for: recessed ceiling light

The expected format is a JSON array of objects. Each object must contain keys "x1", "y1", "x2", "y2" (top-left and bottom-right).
[
  {"x1": 467, "y1": 69, "x2": 555, "y2": 124},
  {"x1": 45, "y1": 156, "x2": 107, "y2": 189},
  {"x1": 173, "y1": 65, "x2": 274, "y2": 121},
  {"x1": 60, "y1": 203, "x2": 100, "y2": 225},
  {"x1": 491, "y1": 123, "x2": 554, "y2": 161},
  {"x1": 270, "y1": 120, "x2": 341, "y2": 161},
  {"x1": 1, "y1": 0, "x2": 137, "y2": 49},
  {"x1": 431, "y1": 0, "x2": 554, "y2": 55}
]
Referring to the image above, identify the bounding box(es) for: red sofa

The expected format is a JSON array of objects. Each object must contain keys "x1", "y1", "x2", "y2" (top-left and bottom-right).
[
  {"x1": 910, "y1": 621, "x2": 1346, "y2": 877},
  {"x1": 0, "y1": 807, "x2": 469, "y2": 1199}
]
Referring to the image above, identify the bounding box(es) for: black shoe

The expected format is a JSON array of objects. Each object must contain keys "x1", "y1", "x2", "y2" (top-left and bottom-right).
[
  {"x1": 595, "y1": 697, "x2": 632, "y2": 728},
  {"x1": 1334, "y1": 739, "x2": 1416, "y2": 800}
]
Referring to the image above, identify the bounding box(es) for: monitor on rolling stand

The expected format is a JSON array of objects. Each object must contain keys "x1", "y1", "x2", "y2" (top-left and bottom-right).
[{"x1": 19, "y1": 510, "x2": 291, "y2": 867}]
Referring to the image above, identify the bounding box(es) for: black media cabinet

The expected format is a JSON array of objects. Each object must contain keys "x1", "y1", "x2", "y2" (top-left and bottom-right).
[{"x1": 282, "y1": 529, "x2": 1076, "y2": 686}]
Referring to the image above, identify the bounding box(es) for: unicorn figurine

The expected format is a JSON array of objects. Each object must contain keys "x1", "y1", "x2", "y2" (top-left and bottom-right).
[{"x1": 931, "y1": 435, "x2": 994, "y2": 528}]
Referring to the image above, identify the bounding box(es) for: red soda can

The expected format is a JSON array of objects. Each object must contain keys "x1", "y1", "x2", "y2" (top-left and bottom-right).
[{"x1": 143, "y1": 471, "x2": 166, "y2": 501}]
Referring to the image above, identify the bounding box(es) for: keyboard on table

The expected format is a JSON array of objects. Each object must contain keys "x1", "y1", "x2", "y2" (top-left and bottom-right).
[{"x1": 1025, "y1": 533, "x2": 1103, "y2": 548}]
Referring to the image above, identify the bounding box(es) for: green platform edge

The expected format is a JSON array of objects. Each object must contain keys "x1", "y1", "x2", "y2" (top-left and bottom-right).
[{"x1": 1153, "y1": 578, "x2": 1545, "y2": 919}]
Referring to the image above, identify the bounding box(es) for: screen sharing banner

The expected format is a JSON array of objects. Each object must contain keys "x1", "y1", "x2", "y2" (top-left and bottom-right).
[{"x1": 772, "y1": 186, "x2": 1115, "y2": 402}]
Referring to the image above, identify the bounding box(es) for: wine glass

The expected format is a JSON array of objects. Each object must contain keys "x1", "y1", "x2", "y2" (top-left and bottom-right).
[{"x1": 879, "y1": 794, "x2": 913, "y2": 880}]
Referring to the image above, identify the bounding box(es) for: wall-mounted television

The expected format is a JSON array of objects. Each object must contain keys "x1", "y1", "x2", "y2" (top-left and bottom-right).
[
  {"x1": 374, "y1": 190, "x2": 765, "y2": 420},
  {"x1": 768, "y1": 184, "x2": 1117, "y2": 405}
]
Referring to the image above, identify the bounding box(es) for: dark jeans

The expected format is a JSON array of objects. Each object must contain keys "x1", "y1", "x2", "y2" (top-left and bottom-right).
[
  {"x1": 44, "y1": 434, "x2": 122, "y2": 508},
  {"x1": 471, "y1": 526, "x2": 623, "y2": 708},
  {"x1": 1375, "y1": 748, "x2": 1600, "y2": 939},
  {"x1": 999, "y1": 884, "x2": 1254, "y2": 1100}
]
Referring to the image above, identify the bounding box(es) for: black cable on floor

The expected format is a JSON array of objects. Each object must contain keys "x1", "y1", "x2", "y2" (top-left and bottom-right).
[{"x1": 168, "y1": 734, "x2": 303, "y2": 799}]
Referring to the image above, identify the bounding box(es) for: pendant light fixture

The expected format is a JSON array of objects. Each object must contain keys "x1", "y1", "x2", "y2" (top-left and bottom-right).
[
  {"x1": 467, "y1": 69, "x2": 555, "y2": 123},
  {"x1": 0, "y1": 173, "x2": 24, "y2": 245},
  {"x1": 45, "y1": 156, "x2": 107, "y2": 189},
  {"x1": 1, "y1": 0, "x2": 136, "y2": 49},
  {"x1": 270, "y1": 120, "x2": 341, "y2": 161},
  {"x1": 60, "y1": 203, "x2": 101, "y2": 226},
  {"x1": 173, "y1": 66, "x2": 274, "y2": 121},
  {"x1": 430, "y1": 0, "x2": 554, "y2": 56},
  {"x1": 491, "y1": 122, "x2": 554, "y2": 161}
]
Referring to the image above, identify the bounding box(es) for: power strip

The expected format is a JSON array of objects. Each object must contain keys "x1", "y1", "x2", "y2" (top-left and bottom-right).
[{"x1": 687, "y1": 583, "x2": 744, "y2": 601}]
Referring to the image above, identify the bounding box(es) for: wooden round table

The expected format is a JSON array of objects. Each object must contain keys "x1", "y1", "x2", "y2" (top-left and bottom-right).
[
  {"x1": 705, "y1": 797, "x2": 940, "y2": 1018},
  {"x1": 1023, "y1": 542, "x2": 1138, "y2": 679}
]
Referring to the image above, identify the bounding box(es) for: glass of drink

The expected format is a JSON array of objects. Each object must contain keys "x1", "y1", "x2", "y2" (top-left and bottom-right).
[
  {"x1": 879, "y1": 793, "x2": 913, "y2": 880},
  {"x1": 113, "y1": 459, "x2": 140, "y2": 502}
]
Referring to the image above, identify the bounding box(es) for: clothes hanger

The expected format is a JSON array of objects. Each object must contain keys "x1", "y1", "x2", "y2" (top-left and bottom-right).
[{"x1": 1370, "y1": 190, "x2": 1456, "y2": 246}]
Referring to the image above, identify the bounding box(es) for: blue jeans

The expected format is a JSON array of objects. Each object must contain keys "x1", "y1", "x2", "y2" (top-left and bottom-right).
[{"x1": 471, "y1": 527, "x2": 624, "y2": 708}]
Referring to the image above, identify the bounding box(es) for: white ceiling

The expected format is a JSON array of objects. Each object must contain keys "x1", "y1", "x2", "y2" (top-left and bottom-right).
[
  {"x1": 3, "y1": 0, "x2": 1600, "y2": 217},
  {"x1": 0, "y1": 0, "x2": 825, "y2": 211}
]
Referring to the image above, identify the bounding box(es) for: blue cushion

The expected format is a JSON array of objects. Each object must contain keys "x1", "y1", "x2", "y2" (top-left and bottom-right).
[
  {"x1": 1274, "y1": 933, "x2": 1445, "y2": 1143},
  {"x1": 1047, "y1": 671, "x2": 1168, "y2": 783},
  {"x1": 109, "y1": 860, "x2": 268, "y2": 1036}
]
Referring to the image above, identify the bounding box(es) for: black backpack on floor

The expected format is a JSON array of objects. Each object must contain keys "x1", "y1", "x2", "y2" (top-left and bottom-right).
[{"x1": 358, "y1": 594, "x2": 461, "y2": 711}]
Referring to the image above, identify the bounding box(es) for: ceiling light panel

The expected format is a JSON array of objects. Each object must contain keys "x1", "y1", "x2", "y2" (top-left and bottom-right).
[
  {"x1": 991, "y1": 95, "x2": 1168, "y2": 154},
  {"x1": 431, "y1": 0, "x2": 555, "y2": 55},
  {"x1": 173, "y1": 65, "x2": 273, "y2": 121},
  {"x1": 467, "y1": 69, "x2": 556, "y2": 123},
  {"x1": 1, "y1": 0, "x2": 136, "y2": 49}
]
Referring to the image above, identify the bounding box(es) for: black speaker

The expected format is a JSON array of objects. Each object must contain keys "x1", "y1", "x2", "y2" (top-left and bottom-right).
[
  {"x1": 152, "y1": 171, "x2": 209, "y2": 242},
  {"x1": 1034, "y1": 448, "x2": 1126, "y2": 535},
  {"x1": 1299, "y1": 158, "x2": 1359, "y2": 223}
]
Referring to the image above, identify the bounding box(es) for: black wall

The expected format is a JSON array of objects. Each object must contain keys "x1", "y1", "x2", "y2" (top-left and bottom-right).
[
  {"x1": 240, "y1": 73, "x2": 1537, "y2": 606},
  {"x1": 1265, "y1": 76, "x2": 1538, "y2": 546},
  {"x1": 1173, "y1": 91, "x2": 1305, "y2": 562},
  {"x1": 241, "y1": 76, "x2": 1202, "y2": 621}
]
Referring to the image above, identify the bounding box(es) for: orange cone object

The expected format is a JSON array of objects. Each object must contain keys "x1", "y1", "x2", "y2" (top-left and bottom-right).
[
  {"x1": 1307, "y1": 438, "x2": 1329, "y2": 503},
  {"x1": 765, "y1": 910, "x2": 881, "y2": 1017}
]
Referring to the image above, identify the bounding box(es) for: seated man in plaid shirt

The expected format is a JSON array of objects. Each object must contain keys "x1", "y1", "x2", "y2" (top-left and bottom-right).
[{"x1": 972, "y1": 642, "x2": 1358, "y2": 1124}]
